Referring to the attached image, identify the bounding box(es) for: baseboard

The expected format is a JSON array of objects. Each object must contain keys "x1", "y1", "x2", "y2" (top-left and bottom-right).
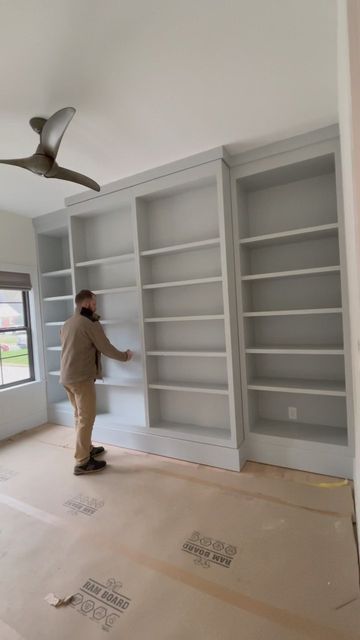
[
  {"x1": 0, "y1": 410, "x2": 48, "y2": 442},
  {"x1": 49, "y1": 407, "x2": 242, "y2": 471},
  {"x1": 247, "y1": 435, "x2": 354, "y2": 478}
]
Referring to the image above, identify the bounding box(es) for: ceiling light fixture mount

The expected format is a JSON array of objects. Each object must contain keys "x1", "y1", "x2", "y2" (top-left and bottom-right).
[{"x1": 0, "y1": 107, "x2": 100, "y2": 192}]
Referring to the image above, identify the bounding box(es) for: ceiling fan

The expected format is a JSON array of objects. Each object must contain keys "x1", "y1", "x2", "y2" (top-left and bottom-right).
[{"x1": 0, "y1": 107, "x2": 100, "y2": 192}]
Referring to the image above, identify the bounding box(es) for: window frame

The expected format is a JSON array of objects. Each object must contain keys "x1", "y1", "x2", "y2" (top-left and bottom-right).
[{"x1": 0, "y1": 290, "x2": 35, "y2": 390}]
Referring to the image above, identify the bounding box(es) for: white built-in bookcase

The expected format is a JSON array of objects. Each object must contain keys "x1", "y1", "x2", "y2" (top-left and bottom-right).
[
  {"x1": 231, "y1": 138, "x2": 354, "y2": 475},
  {"x1": 132, "y1": 161, "x2": 242, "y2": 448},
  {"x1": 37, "y1": 224, "x2": 74, "y2": 406},
  {"x1": 34, "y1": 129, "x2": 355, "y2": 475},
  {"x1": 69, "y1": 191, "x2": 146, "y2": 428}
]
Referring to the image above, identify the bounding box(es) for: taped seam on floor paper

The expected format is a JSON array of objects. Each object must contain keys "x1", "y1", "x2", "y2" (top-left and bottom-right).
[
  {"x1": 0, "y1": 494, "x2": 64, "y2": 527},
  {"x1": 1, "y1": 492, "x2": 355, "y2": 640},
  {"x1": 148, "y1": 468, "x2": 352, "y2": 518},
  {"x1": 0, "y1": 619, "x2": 26, "y2": 640}
]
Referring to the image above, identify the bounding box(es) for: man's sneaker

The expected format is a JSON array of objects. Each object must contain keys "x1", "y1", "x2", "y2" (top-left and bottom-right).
[
  {"x1": 90, "y1": 445, "x2": 105, "y2": 457},
  {"x1": 74, "y1": 458, "x2": 107, "y2": 475}
]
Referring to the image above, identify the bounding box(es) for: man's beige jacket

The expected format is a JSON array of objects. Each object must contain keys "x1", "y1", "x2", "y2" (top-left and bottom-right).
[{"x1": 60, "y1": 310, "x2": 127, "y2": 385}]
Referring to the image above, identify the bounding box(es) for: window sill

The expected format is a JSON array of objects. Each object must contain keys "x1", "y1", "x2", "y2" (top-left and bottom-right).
[{"x1": 0, "y1": 379, "x2": 43, "y2": 393}]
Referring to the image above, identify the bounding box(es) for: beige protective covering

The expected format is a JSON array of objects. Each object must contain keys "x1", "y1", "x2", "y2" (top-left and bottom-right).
[{"x1": 0, "y1": 424, "x2": 359, "y2": 640}]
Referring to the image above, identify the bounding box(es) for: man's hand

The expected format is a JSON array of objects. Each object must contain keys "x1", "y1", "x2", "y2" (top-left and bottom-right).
[{"x1": 126, "y1": 349, "x2": 134, "y2": 361}]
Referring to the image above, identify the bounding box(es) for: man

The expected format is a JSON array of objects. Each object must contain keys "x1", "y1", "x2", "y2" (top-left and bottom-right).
[{"x1": 60, "y1": 289, "x2": 133, "y2": 475}]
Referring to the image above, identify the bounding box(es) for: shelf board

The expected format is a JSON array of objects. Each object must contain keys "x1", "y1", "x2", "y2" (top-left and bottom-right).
[
  {"x1": 75, "y1": 253, "x2": 135, "y2": 267},
  {"x1": 140, "y1": 237, "x2": 220, "y2": 257},
  {"x1": 242, "y1": 265, "x2": 340, "y2": 282},
  {"x1": 48, "y1": 402, "x2": 144, "y2": 433},
  {"x1": 41, "y1": 268, "x2": 72, "y2": 277},
  {"x1": 251, "y1": 419, "x2": 348, "y2": 446},
  {"x1": 246, "y1": 345, "x2": 344, "y2": 355},
  {"x1": 248, "y1": 377, "x2": 346, "y2": 397},
  {"x1": 48, "y1": 400, "x2": 72, "y2": 412},
  {"x1": 47, "y1": 346, "x2": 61, "y2": 351},
  {"x1": 149, "y1": 381, "x2": 229, "y2": 395},
  {"x1": 43, "y1": 295, "x2": 73, "y2": 302},
  {"x1": 47, "y1": 372, "x2": 143, "y2": 388},
  {"x1": 144, "y1": 314, "x2": 225, "y2": 323},
  {"x1": 240, "y1": 223, "x2": 339, "y2": 247},
  {"x1": 150, "y1": 422, "x2": 232, "y2": 446},
  {"x1": 243, "y1": 308, "x2": 343, "y2": 317},
  {"x1": 92, "y1": 286, "x2": 137, "y2": 295},
  {"x1": 143, "y1": 276, "x2": 222, "y2": 290},
  {"x1": 97, "y1": 377, "x2": 144, "y2": 388},
  {"x1": 146, "y1": 350, "x2": 227, "y2": 358}
]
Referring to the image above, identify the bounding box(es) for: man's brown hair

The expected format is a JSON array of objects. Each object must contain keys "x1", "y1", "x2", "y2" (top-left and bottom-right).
[{"x1": 75, "y1": 289, "x2": 95, "y2": 306}]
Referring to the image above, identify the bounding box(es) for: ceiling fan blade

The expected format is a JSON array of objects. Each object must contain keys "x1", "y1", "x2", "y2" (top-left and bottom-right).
[
  {"x1": 46, "y1": 164, "x2": 100, "y2": 191},
  {"x1": 0, "y1": 157, "x2": 34, "y2": 170},
  {"x1": 40, "y1": 107, "x2": 76, "y2": 159}
]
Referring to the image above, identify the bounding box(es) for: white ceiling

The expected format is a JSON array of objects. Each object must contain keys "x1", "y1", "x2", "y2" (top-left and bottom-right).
[{"x1": 0, "y1": 0, "x2": 337, "y2": 218}]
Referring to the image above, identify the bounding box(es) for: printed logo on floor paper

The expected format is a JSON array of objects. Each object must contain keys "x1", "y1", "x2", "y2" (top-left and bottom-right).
[
  {"x1": 63, "y1": 494, "x2": 105, "y2": 517},
  {"x1": 0, "y1": 466, "x2": 18, "y2": 483},
  {"x1": 71, "y1": 577, "x2": 131, "y2": 633},
  {"x1": 182, "y1": 531, "x2": 237, "y2": 569}
]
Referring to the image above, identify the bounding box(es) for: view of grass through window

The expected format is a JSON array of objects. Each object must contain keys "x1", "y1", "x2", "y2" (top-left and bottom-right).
[{"x1": 0, "y1": 289, "x2": 34, "y2": 388}]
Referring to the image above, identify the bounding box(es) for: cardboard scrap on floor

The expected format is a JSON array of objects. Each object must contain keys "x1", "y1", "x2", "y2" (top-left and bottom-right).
[{"x1": 0, "y1": 424, "x2": 359, "y2": 640}]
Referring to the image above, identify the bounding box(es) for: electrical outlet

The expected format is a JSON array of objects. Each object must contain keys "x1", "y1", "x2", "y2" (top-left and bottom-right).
[{"x1": 288, "y1": 406, "x2": 297, "y2": 421}]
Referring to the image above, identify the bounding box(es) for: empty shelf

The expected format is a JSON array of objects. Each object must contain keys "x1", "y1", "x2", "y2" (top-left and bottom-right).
[
  {"x1": 150, "y1": 422, "x2": 232, "y2": 445},
  {"x1": 243, "y1": 308, "x2": 343, "y2": 317},
  {"x1": 43, "y1": 295, "x2": 73, "y2": 301},
  {"x1": 248, "y1": 377, "x2": 346, "y2": 397},
  {"x1": 147, "y1": 350, "x2": 227, "y2": 357},
  {"x1": 48, "y1": 400, "x2": 72, "y2": 413},
  {"x1": 97, "y1": 377, "x2": 144, "y2": 388},
  {"x1": 144, "y1": 315, "x2": 224, "y2": 323},
  {"x1": 48, "y1": 372, "x2": 143, "y2": 389},
  {"x1": 242, "y1": 266, "x2": 340, "y2": 281},
  {"x1": 240, "y1": 223, "x2": 339, "y2": 247},
  {"x1": 140, "y1": 238, "x2": 220, "y2": 257},
  {"x1": 143, "y1": 276, "x2": 222, "y2": 290},
  {"x1": 246, "y1": 345, "x2": 344, "y2": 355},
  {"x1": 41, "y1": 268, "x2": 72, "y2": 277},
  {"x1": 92, "y1": 286, "x2": 137, "y2": 295},
  {"x1": 149, "y1": 381, "x2": 228, "y2": 395},
  {"x1": 251, "y1": 419, "x2": 347, "y2": 446},
  {"x1": 75, "y1": 253, "x2": 135, "y2": 267}
]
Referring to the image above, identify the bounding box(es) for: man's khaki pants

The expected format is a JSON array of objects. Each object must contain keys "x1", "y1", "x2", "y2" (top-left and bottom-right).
[{"x1": 64, "y1": 382, "x2": 96, "y2": 465}]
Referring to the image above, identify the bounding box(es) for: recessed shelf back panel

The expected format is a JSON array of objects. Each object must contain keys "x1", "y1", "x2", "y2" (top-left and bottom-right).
[
  {"x1": 137, "y1": 180, "x2": 219, "y2": 251},
  {"x1": 141, "y1": 245, "x2": 221, "y2": 286},
  {"x1": 241, "y1": 236, "x2": 340, "y2": 277},
  {"x1": 245, "y1": 314, "x2": 343, "y2": 348},
  {"x1": 143, "y1": 281, "x2": 224, "y2": 317},
  {"x1": 245, "y1": 274, "x2": 342, "y2": 312}
]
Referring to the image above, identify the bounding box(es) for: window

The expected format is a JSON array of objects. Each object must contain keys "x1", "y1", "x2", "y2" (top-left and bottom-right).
[{"x1": 0, "y1": 274, "x2": 35, "y2": 389}]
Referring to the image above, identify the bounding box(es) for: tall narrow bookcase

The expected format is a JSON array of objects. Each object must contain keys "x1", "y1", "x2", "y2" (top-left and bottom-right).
[
  {"x1": 69, "y1": 190, "x2": 146, "y2": 430},
  {"x1": 231, "y1": 138, "x2": 354, "y2": 476},
  {"x1": 37, "y1": 223, "x2": 74, "y2": 413},
  {"x1": 132, "y1": 160, "x2": 243, "y2": 452}
]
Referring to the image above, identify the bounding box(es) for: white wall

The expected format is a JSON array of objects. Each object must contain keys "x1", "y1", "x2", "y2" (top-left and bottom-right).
[
  {"x1": 0, "y1": 211, "x2": 47, "y2": 440},
  {"x1": 337, "y1": 0, "x2": 360, "y2": 543}
]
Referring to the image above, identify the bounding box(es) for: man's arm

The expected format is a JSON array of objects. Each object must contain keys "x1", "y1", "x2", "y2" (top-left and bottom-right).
[{"x1": 87, "y1": 322, "x2": 130, "y2": 362}]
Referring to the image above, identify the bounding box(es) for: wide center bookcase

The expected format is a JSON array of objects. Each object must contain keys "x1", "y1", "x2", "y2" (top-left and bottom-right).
[{"x1": 35, "y1": 127, "x2": 355, "y2": 476}]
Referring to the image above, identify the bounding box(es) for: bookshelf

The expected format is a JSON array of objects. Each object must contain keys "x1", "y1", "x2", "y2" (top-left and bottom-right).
[{"x1": 231, "y1": 141, "x2": 353, "y2": 474}]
